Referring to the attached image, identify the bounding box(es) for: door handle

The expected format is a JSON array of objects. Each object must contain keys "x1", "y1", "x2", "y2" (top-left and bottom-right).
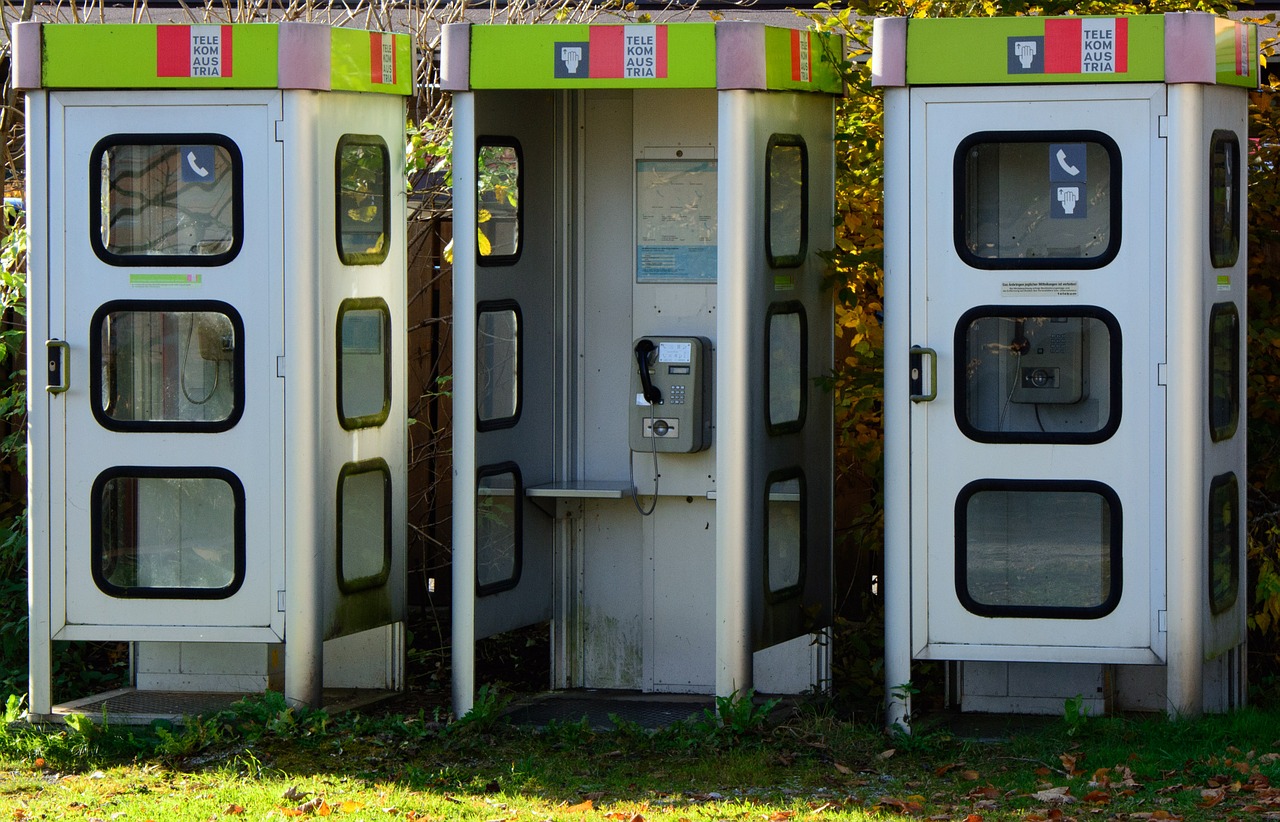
[
  {"x1": 46, "y1": 339, "x2": 69, "y2": 395},
  {"x1": 909, "y1": 346, "x2": 936, "y2": 403}
]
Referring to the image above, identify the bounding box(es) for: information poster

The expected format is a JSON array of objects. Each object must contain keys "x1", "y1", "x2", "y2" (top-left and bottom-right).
[{"x1": 635, "y1": 159, "x2": 717, "y2": 283}]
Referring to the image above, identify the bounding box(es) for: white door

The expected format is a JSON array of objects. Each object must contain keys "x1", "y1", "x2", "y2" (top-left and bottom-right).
[
  {"x1": 48, "y1": 91, "x2": 283, "y2": 640},
  {"x1": 909, "y1": 85, "x2": 1166, "y2": 664}
]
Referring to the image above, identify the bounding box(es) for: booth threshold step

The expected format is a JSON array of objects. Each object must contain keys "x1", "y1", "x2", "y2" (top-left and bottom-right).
[{"x1": 37, "y1": 687, "x2": 399, "y2": 726}]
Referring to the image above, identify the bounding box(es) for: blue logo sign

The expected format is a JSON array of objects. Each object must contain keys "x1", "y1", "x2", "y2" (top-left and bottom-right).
[{"x1": 180, "y1": 145, "x2": 217, "y2": 185}]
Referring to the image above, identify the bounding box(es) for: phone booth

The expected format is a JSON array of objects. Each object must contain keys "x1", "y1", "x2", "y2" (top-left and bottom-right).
[
  {"x1": 17, "y1": 21, "x2": 411, "y2": 720},
  {"x1": 443, "y1": 21, "x2": 841, "y2": 715},
  {"x1": 875, "y1": 13, "x2": 1255, "y2": 725}
]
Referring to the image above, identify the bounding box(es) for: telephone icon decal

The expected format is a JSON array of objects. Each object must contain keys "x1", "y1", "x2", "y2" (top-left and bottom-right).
[{"x1": 1055, "y1": 149, "x2": 1080, "y2": 176}]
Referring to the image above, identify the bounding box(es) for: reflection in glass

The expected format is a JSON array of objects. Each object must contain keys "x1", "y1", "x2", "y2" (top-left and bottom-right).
[
  {"x1": 959, "y1": 312, "x2": 1115, "y2": 442},
  {"x1": 961, "y1": 139, "x2": 1114, "y2": 263},
  {"x1": 476, "y1": 468, "x2": 520, "y2": 594},
  {"x1": 339, "y1": 462, "x2": 390, "y2": 592},
  {"x1": 767, "y1": 137, "x2": 807, "y2": 266},
  {"x1": 766, "y1": 475, "x2": 803, "y2": 598},
  {"x1": 478, "y1": 143, "x2": 521, "y2": 259},
  {"x1": 477, "y1": 306, "x2": 519, "y2": 426},
  {"x1": 97, "y1": 475, "x2": 237, "y2": 591},
  {"x1": 961, "y1": 485, "x2": 1116, "y2": 614},
  {"x1": 337, "y1": 136, "x2": 390, "y2": 265},
  {"x1": 339, "y1": 302, "x2": 390, "y2": 428},
  {"x1": 98, "y1": 308, "x2": 238, "y2": 425},
  {"x1": 1209, "y1": 303, "x2": 1239, "y2": 442},
  {"x1": 1209, "y1": 473, "x2": 1239, "y2": 615},
  {"x1": 1210, "y1": 132, "x2": 1240, "y2": 269},
  {"x1": 100, "y1": 143, "x2": 236, "y2": 257},
  {"x1": 768, "y1": 308, "x2": 805, "y2": 431}
]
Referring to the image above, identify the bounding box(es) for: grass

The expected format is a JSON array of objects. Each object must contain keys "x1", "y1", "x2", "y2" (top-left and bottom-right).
[{"x1": 2, "y1": 691, "x2": 1280, "y2": 821}]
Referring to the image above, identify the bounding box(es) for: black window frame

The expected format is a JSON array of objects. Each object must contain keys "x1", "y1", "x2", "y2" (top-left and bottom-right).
[
  {"x1": 336, "y1": 297, "x2": 392, "y2": 430},
  {"x1": 954, "y1": 305, "x2": 1122, "y2": 445},
  {"x1": 476, "y1": 299, "x2": 523, "y2": 431},
  {"x1": 765, "y1": 301, "x2": 808, "y2": 435},
  {"x1": 765, "y1": 133, "x2": 809, "y2": 269},
  {"x1": 1209, "y1": 130, "x2": 1241, "y2": 270},
  {"x1": 954, "y1": 129, "x2": 1122, "y2": 270},
  {"x1": 335, "y1": 133, "x2": 392, "y2": 267},
  {"x1": 1209, "y1": 301, "x2": 1240, "y2": 443},
  {"x1": 90, "y1": 133, "x2": 244, "y2": 268},
  {"x1": 476, "y1": 137, "x2": 524, "y2": 266},
  {"x1": 475, "y1": 461, "x2": 524, "y2": 597},
  {"x1": 90, "y1": 299, "x2": 246, "y2": 434},
  {"x1": 91, "y1": 465, "x2": 247, "y2": 600},
  {"x1": 763, "y1": 467, "x2": 807, "y2": 604},
  {"x1": 336, "y1": 458, "x2": 393, "y2": 594},
  {"x1": 955, "y1": 478, "x2": 1123, "y2": 620},
  {"x1": 1208, "y1": 472, "x2": 1240, "y2": 616}
]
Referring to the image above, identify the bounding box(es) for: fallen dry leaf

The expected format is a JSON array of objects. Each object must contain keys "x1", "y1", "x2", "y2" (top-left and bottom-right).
[
  {"x1": 1032, "y1": 786, "x2": 1075, "y2": 804},
  {"x1": 833, "y1": 762, "x2": 853, "y2": 775},
  {"x1": 564, "y1": 800, "x2": 593, "y2": 813},
  {"x1": 224, "y1": 805, "x2": 246, "y2": 815}
]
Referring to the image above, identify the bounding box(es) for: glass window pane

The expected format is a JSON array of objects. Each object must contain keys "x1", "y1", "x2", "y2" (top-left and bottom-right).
[
  {"x1": 1209, "y1": 473, "x2": 1240, "y2": 615},
  {"x1": 93, "y1": 470, "x2": 244, "y2": 597},
  {"x1": 337, "y1": 135, "x2": 390, "y2": 266},
  {"x1": 338, "y1": 300, "x2": 391, "y2": 429},
  {"x1": 767, "y1": 304, "x2": 806, "y2": 433},
  {"x1": 1210, "y1": 132, "x2": 1240, "y2": 269},
  {"x1": 765, "y1": 473, "x2": 804, "y2": 600},
  {"x1": 477, "y1": 303, "x2": 520, "y2": 429},
  {"x1": 92, "y1": 303, "x2": 243, "y2": 432},
  {"x1": 1209, "y1": 303, "x2": 1240, "y2": 442},
  {"x1": 958, "y1": 133, "x2": 1119, "y2": 268},
  {"x1": 477, "y1": 141, "x2": 521, "y2": 262},
  {"x1": 767, "y1": 135, "x2": 807, "y2": 267},
  {"x1": 956, "y1": 309, "x2": 1119, "y2": 444},
  {"x1": 94, "y1": 138, "x2": 240, "y2": 264},
  {"x1": 476, "y1": 464, "x2": 522, "y2": 596},
  {"x1": 958, "y1": 481, "x2": 1120, "y2": 617},
  {"x1": 338, "y1": 461, "x2": 391, "y2": 593}
]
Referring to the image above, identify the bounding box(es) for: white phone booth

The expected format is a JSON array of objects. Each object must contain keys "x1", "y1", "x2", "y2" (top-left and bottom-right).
[
  {"x1": 876, "y1": 13, "x2": 1255, "y2": 725},
  {"x1": 17, "y1": 21, "x2": 411, "y2": 720},
  {"x1": 444, "y1": 21, "x2": 841, "y2": 715}
]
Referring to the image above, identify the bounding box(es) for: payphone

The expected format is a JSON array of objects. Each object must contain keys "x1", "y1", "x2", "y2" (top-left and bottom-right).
[
  {"x1": 630, "y1": 336, "x2": 712, "y2": 453},
  {"x1": 446, "y1": 21, "x2": 842, "y2": 715},
  {"x1": 876, "y1": 12, "x2": 1255, "y2": 727},
  {"x1": 18, "y1": 21, "x2": 411, "y2": 721}
]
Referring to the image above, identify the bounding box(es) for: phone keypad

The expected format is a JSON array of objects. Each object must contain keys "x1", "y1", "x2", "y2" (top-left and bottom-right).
[{"x1": 668, "y1": 384, "x2": 687, "y2": 404}]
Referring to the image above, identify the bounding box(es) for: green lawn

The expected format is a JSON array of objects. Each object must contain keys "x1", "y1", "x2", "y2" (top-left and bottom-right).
[{"x1": 2, "y1": 691, "x2": 1279, "y2": 821}]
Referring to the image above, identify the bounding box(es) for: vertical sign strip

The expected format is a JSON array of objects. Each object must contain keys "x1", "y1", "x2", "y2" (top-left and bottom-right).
[
  {"x1": 370, "y1": 32, "x2": 397, "y2": 85},
  {"x1": 221, "y1": 25, "x2": 234, "y2": 76},
  {"x1": 1044, "y1": 18, "x2": 1081, "y2": 73},
  {"x1": 589, "y1": 26, "x2": 625, "y2": 78},
  {"x1": 655, "y1": 24, "x2": 668, "y2": 79},
  {"x1": 156, "y1": 26, "x2": 192, "y2": 77}
]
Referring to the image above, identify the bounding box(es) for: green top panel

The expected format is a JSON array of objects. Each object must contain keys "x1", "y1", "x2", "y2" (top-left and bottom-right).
[
  {"x1": 39, "y1": 23, "x2": 411, "y2": 94},
  {"x1": 330, "y1": 27, "x2": 414, "y2": 94},
  {"x1": 1214, "y1": 17, "x2": 1259, "y2": 88},
  {"x1": 467, "y1": 23, "x2": 842, "y2": 93},
  {"x1": 469, "y1": 23, "x2": 717, "y2": 89},
  {"x1": 906, "y1": 16, "x2": 1166, "y2": 84},
  {"x1": 763, "y1": 27, "x2": 844, "y2": 93}
]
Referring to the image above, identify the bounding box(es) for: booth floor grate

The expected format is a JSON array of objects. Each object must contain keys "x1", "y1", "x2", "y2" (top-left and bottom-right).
[
  {"x1": 42, "y1": 687, "x2": 399, "y2": 725},
  {"x1": 502, "y1": 692, "x2": 716, "y2": 730}
]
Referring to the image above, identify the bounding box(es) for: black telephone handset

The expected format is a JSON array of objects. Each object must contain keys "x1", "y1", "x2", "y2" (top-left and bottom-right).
[{"x1": 634, "y1": 339, "x2": 663, "y2": 405}]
